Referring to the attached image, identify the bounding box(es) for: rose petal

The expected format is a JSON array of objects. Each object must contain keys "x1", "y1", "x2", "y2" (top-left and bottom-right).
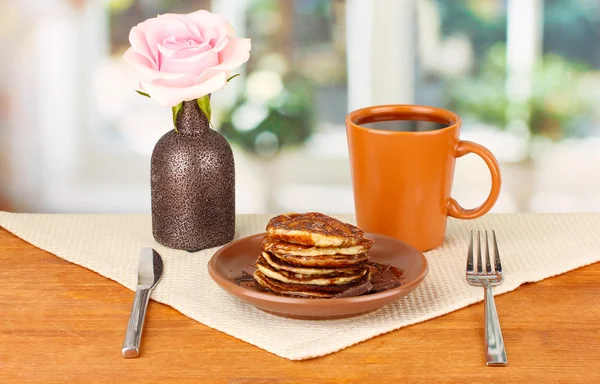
[
  {"x1": 209, "y1": 34, "x2": 230, "y2": 53},
  {"x1": 226, "y1": 22, "x2": 236, "y2": 36},
  {"x1": 160, "y1": 17, "x2": 196, "y2": 42},
  {"x1": 132, "y1": 17, "x2": 167, "y2": 66},
  {"x1": 156, "y1": 41, "x2": 177, "y2": 57},
  {"x1": 171, "y1": 41, "x2": 224, "y2": 63},
  {"x1": 213, "y1": 37, "x2": 251, "y2": 70},
  {"x1": 123, "y1": 48, "x2": 188, "y2": 81},
  {"x1": 143, "y1": 17, "x2": 191, "y2": 69},
  {"x1": 187, "y1": 10, "x2": 228, "y2": 33},
  {"x1": 140, "y1": 71, "x2": 227, "y2": 107},
  {"x1": 159, "y1": 38, "x2": 213, "y2": 61},
  {"x1": 177, "y1": 14, "x2": 203, "y2": 41},
  {"x1": 173, "y1": 43, "x2": 213, "y2": 60},
  {"x1": 152, "y1": 73, "x2": 198, "y2": 88},
  {"x1": 160, "y1": 50, "x2": 219, "y2": 76},
  {"x1": 128, "y1": 28, "x2": 157, "y2": 67},
  {"x1": 159, "y1": 12, "x2": 227, "y2": 46}
]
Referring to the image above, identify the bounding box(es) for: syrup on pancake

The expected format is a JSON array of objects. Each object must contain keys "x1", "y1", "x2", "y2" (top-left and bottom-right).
[{"x1": 267, "y1": 212, "x2": 365, "y2": 247}]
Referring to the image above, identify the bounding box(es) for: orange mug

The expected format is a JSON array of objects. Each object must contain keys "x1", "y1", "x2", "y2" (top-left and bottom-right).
[{"x1": 345, "y1": 105, "x2": 501, "y2": 252}]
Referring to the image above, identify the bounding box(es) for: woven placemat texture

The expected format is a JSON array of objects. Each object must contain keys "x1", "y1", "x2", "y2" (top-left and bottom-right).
[{"x1": 1, "y1": 212, "x2": 599, "y2": 360}]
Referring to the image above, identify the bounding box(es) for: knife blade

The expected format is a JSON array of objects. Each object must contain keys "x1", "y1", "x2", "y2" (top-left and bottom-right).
[{"x1": 122, "y1": 247, "x2": 164, "y2": 358}]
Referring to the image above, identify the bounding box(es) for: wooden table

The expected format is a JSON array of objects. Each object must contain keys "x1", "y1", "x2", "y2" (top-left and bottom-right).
[{"x1": 1, "y1": 228, "x2": 598, "y2": 384}]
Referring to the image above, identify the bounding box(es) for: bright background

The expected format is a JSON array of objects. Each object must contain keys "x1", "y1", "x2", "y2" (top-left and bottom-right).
[{"x1": 1, "y1": 0, "x2": 600, "y2": 214}]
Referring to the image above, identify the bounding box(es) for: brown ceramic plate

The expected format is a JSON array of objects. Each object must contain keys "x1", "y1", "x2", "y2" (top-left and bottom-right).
[{"x1": 207, "y1": 232, "x2": 428, "y2": 320}]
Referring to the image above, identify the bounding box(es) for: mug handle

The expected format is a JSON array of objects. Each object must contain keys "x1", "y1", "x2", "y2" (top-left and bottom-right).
[{"x1": 447, "y1": 140, "x2": 502, "y2": 220}]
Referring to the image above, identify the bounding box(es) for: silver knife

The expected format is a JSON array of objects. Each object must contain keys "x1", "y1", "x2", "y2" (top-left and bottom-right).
[{"x1": 122, "y1": 247, "x2": 164, "y2": 358}]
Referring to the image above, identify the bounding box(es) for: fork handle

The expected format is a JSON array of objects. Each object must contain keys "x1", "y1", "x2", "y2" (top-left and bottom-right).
[{"x1": 484, "y1": 283, "x2": 507, "y2": 366}]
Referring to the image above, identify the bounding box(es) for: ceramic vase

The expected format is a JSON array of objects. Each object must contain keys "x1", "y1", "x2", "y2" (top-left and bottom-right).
[{"x1": 150, "y1": 99, "x2": 235, "y2": 251}]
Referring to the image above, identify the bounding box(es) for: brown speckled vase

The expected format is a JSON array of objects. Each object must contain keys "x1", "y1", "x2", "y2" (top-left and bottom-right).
[{"x1": 151, "y1": 99, "x2": 235, "y2": 251}]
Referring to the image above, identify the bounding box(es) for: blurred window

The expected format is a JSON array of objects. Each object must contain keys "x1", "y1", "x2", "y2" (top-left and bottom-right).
[
  {"x1": 2, "y1": 0, "x2": 600, "y2": 213},
  {"x1": 0, "y1": 0, "x2": 349, "y2": 212}
]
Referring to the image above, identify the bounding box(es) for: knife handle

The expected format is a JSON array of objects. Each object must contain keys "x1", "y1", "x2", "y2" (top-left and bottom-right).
[{"x1": 122, "y1": 288, "x2": 151, "y2": 358}]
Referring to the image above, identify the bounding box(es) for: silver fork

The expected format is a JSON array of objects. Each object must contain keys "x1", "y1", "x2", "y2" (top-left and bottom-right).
[{"x1": 466, "y1": 230, "x2": 507, "y2": 366}]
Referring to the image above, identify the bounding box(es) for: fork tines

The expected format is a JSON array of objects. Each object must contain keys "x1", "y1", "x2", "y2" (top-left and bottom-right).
[{"x1": 467, "y1": 230, "x2": 502, "y2": 278}]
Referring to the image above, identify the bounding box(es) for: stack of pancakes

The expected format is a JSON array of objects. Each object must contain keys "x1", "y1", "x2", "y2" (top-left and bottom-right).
[{"x1": 253, "y1": 212, "x2": 374, "y2": 298}]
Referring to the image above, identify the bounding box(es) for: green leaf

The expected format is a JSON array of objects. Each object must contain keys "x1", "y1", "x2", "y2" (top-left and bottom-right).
[
  {"x1": 171, "y1": 103, "x2": 182, "y2": 132},
  {"x1": 196, "y1": 95, "x2": 211, "y2": 122},
  {"x1": 135, "y1": 90, "x2": 150, "y2": 98},
  {"x1": 226, "y1": 74, "x2": 240, "y2": 83}
]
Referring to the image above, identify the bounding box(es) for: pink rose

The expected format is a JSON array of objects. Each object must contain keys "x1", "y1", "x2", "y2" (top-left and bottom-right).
[{"x1": 123, "y1": 10, "x2": 251, "y2": 107}]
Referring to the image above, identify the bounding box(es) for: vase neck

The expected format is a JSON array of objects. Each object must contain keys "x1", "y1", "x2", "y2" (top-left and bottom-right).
[{"x1": 176, "y1": 100, "x2": 210, "y2": 135}]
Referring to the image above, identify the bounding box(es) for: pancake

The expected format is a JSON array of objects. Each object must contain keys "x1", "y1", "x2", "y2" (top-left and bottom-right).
[
  {"x1": 261, "y1": 235, "x2": 373, "y2": 256},
  {"x1": 261, "y1": 252, "x2": 364, "y2": 276},
  {"x1": 275, "y1": 252, "x2": 369, "y2": 268},
  {"x1": 253, "y1": 271, "x2": 336, "y2": 298},
  {"x1": 254, "y1": 270, "x2": 371, "y2": 298},
  {"x1": 256, "y1": 255, "x2": 367, "y2": 286},
  {"x1": 255, "y1": 212, "x2": 376, "y2": 298},
  {"x1": 267, "y1": 212, "x2": 364, "y2": 247}
]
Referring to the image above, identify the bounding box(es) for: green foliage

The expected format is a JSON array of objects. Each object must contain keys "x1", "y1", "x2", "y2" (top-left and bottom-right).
[
  {"x1": 446, "y1": 44, "x2": 509, "y2": 128},
  {"x1": 529, "y1": 54, "x2": 591, "y2": 138},
  {"x1": 196, "y1": 95, "x2": 212, "y2": 122},
  {"x1": 435, "y1": 0, "x2": 507, "y2": 65},
  {"x1": 107, "y1": 0, "x2": 135, "y2": 13},
  {"x1": 446, "y1": 43, "x2": 592, "y2": 139},
  {"x1": 218, "y1": 72, "x2": 315, "y2": 156},
  {"x1": 171, "y1": 103, "x2": 182, "y2": 132},
  {"x1": 543, "y1": 0, "x2": 600, "y2": 67}
]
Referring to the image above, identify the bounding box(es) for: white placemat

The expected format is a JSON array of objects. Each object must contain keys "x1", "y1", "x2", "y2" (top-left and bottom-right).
[{"x1": 1, "y1": 212, "x2": 599, "y2": 360}]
